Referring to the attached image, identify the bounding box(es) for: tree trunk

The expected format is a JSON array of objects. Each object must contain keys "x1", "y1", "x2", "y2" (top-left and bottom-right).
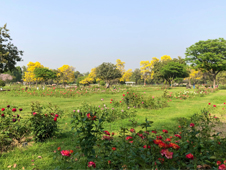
[
  {"x1": 189, "y1": 78, "x2": 191, "y2": 86},
  {"x1": 213, "y1": 74, "x2": 216, "y2": 89},
  {"x1": 36, "y1": 81, "x2": 37, "y2": 88},
  {"x1": 144, "y1": 78, "x2": 146, "y2": 86}
]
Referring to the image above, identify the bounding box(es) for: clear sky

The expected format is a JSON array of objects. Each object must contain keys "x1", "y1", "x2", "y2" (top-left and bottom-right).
[{"x1": 1, "y1": 0, "x2": 226, "y2": 73}]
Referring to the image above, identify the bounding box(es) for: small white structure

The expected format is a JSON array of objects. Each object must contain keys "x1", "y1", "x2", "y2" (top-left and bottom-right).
[{"x1": 125, "y1": 82, "x2": 135, "y2": 86}]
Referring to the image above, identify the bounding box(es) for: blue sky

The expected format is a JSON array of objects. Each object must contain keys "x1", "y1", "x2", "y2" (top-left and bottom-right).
[{"x1": 1, "y1": 0, "x2": 226, "y2": 73}]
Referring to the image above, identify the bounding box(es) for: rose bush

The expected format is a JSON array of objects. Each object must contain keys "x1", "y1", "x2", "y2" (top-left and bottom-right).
[{"x1": 28, "y1": 102, "x2": 61, "y2": 142}]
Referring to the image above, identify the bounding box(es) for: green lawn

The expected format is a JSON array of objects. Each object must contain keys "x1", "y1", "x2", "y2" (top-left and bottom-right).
[{"x1": 0, "y1": 86, "x2": 225, "y2": 169}]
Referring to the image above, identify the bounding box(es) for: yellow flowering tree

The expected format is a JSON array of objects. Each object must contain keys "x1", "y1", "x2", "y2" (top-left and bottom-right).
[
  {"x1": 120, "y1": 69, "x2": 132, "y2": 82},
  {"x1": 140, "y1": 57, "x2": 159, "y2": 85},
  {"x1": 149, "y1": 57, "x2": 159, "y2": 79},
  {"x1": 79, "y1": 67, "x2": 102, "y2": 85},
  {"x1": 23, "y1": 62, "x2": 44, "y2": 86},
  {"x1": 57, "y1": 65, "x2": 75, "y2": 86},
  {"x1": 184, "y1": 68, "x2": 203, "y2": 85},
  {"x1": 116, "y1": 59, "x2": 125, "y2": 75},
  {"x1": 161, "y1": 55, "x2": 172, "y2": 61}
]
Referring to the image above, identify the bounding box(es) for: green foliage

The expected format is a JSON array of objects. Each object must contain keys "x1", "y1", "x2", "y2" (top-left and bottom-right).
[
  {"x1": 4, "y1": 66, "x2": 22, "y2": 82},
  {"x1": 120, "y1": 90, "x2": 168, "y2": 109},
  {"x1": 0, "y1": 106, "x2": 29, "y2": 152},
  {"x1": 76, "y1": 75, "x2": 87, "y2": 86},
  {"x1": 34, "y1": 68, "x2": 57, "y2": 82},
  {"x1": 130, "y1": 68, "x2": 142, "y2": 84},
  {"x1": 185, "y1": 38, "x2": 226, "y2": 87},
  {"x1": 96, "y1": 62, "x2": 122, "y2": 82},
  {"x1": 28, "y1": 102, "x2": 60, "y2": 142},
  {"x1": 160, "y1": 61, "x2": 189, "y2": 84},
  {"x1": 0, "y1": 79, "x2": 5, "y2": 87},
  {"x1": 0, "y1": 24, "x2": 23, "y2": 73},
  {"x1": 72, "y1": 102, "x2": 136, "y2": 122},
  {"x1": 99, "y1": 80, "x2": 105, "y2": 86}
]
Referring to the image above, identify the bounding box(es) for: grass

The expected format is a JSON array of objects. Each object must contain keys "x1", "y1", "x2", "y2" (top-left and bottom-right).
[{"x1": 0, "y1": 86, "x2": 225, "y2": 169}]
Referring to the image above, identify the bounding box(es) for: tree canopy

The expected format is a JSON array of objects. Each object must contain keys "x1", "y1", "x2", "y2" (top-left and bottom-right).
[
  {"x1": 34, "y1": 68, "x2": 57, "y2": 83},
  {"x1": 0, "y1": 24, "x2": 23, "y2": 73},
  {"x1": 160, "y1": 61, "x2": 189, "y2": 85},
  {"x1": 185, "y1": 38, "x2": 226, "y2": 88},
  {"x1": 96, "y1": 62, "x2": 122, "y2": 83}
]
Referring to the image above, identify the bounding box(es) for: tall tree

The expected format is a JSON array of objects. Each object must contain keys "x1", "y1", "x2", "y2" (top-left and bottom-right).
[
  {"x1": 96, "y1": 62, "x2": 121, "y2": 87},
  {"x1": 23, "y1": 62, "x2": 44, "y2": 86},
  {"x1": 0, "y1": 24, "x2": 23, "y2": 73},
  {"x1": 131, "y1": 68, "x2": 142, "y2": 84},
  {"x1": 160, "y1": 61, "x2": 189, "y2": 86},
  {"x1": 34, "y1": 67, "x2": 57, "y2": 85},
  {"x1": 57, "y1": 65, "x2": 75, "y2": 86},
  {"x1": 185, "y1": 38, "x2": 226, "y2": 88}
]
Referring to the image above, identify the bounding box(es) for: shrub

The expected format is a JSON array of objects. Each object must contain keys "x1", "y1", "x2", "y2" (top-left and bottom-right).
[
  {"x1": 99, "y1": 81, "x2": 105, "y2": 86},
  {"x1": 0, "y1": 80, "x2": 5, "y2": 87},
  {"x1": 0, "y1": 105, "x2": 29, "y2": 152},
  {"x1": 28, "y1": 102, "x2": 60, "y2": 142},
  {"x1": 219, "y1": 85, "x2": 226, "y2": 90},
  {"x1": 72, "y1": 102, "x2": 136, "y2": 122},
  {"x1": 56, "y1": 108, "x2": 226, "y2": 169}
]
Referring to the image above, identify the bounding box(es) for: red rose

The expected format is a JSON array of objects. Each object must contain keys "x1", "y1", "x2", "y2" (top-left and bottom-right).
[
  {"x1": 69, "y1": 150, "x2": 73, "y2": 154},
  {"x1": 33, "y1": 112, "x2": 37, "y2": 116},
  {"x1": 157, "y1": 136, "x2": 162, "y2": 139},
  {"x1": 126, "y1": 136, "x2": 133, "y2": 143},
  {"x1": 112, "y1": 147, "x2": 116, "y2": 151},
  {"x1": 1, "y1": 108, "x2": 5, "y2": 111},
  {"x1": 12, "y1": 108, "x2": 17, "y2": 112},
  {"x1": 186, "y1": 153, "x2": 194, "y2": 160},
  {"x1": 61, "y1": 150, "x2": 71, "y2": 157},
  {"x1": 217, "y1": 161, "x2": 222, "y2": 165},
  {"x1": 165, "y1": 138, "x2": 171, "y2": 142},
  {"x1": 120, "y1": 101, "x2": 121, "y2": 103},
  {"x1": 55, "y1": 114, "x2": 59, "y2": 118},
  {"x1": 111, "y1": 99, "x2": 113, "y2": 101},
  {"x1": 218, "y1": 164, "x2": 226, "y2": 170},
  {"x1": 127, "y1": 92, "x2": 129, "y2": 94},
  {"x1": 190, "y1": 123, "x2": 195, "y2": 127},
  {"x1": 174, "y1": 134, "x2": 181, "y2": 139},
  {"x1": 213, "y1": 105, "x2": 216, "y2": 107},
  {"x1": 12, "y1": 118, "x2": 16, "y2": 122},
  {"x1": 162, "y1": 129, "x2": 168, "y2": 133},
  {"x1": 130, "y1": 128, "x2": 135, "y2": 133},
  {"x1": 54, "y1": 117, "x2": 57, "y2": 121},
  {"x1": 104, "y1": 131, "x2": 110, "y2": 136},
  {"x1": 152, "y1": 130, "x2": 157, "y2": 134},
  {"x1": 143, "y1": 145, "x2": 151, "y2": 149},
  {"x1": 110, "y1": 102, "x2": 112, "y2": 104},
  {"x1": 88, "y1": 161, "x2": 96, "y2": 168},
  {"x1": 19, "y1": 108, "x2": 22, "y2": 111},
  {"x1": 169, "y1": 143, "x2": 180, "y2": 150},
  {"x1": 154, "y1": 139, "x2": 163, "y2": 145},
  {"x1": 111, "y1": 132, "x2": 114, "y2": 136},
  {"x1": 1, "y1": 114, "x2": 4, "y2": 117},
  {"x1": 7, "y1": 105, "x2": 10, "y2": 108},
  {"x1": 208, "y1": 103, "x2": 211, "y2": 105},
  {"x1": 123, "y1": 94, "x2": 125, "y2": 96}
]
